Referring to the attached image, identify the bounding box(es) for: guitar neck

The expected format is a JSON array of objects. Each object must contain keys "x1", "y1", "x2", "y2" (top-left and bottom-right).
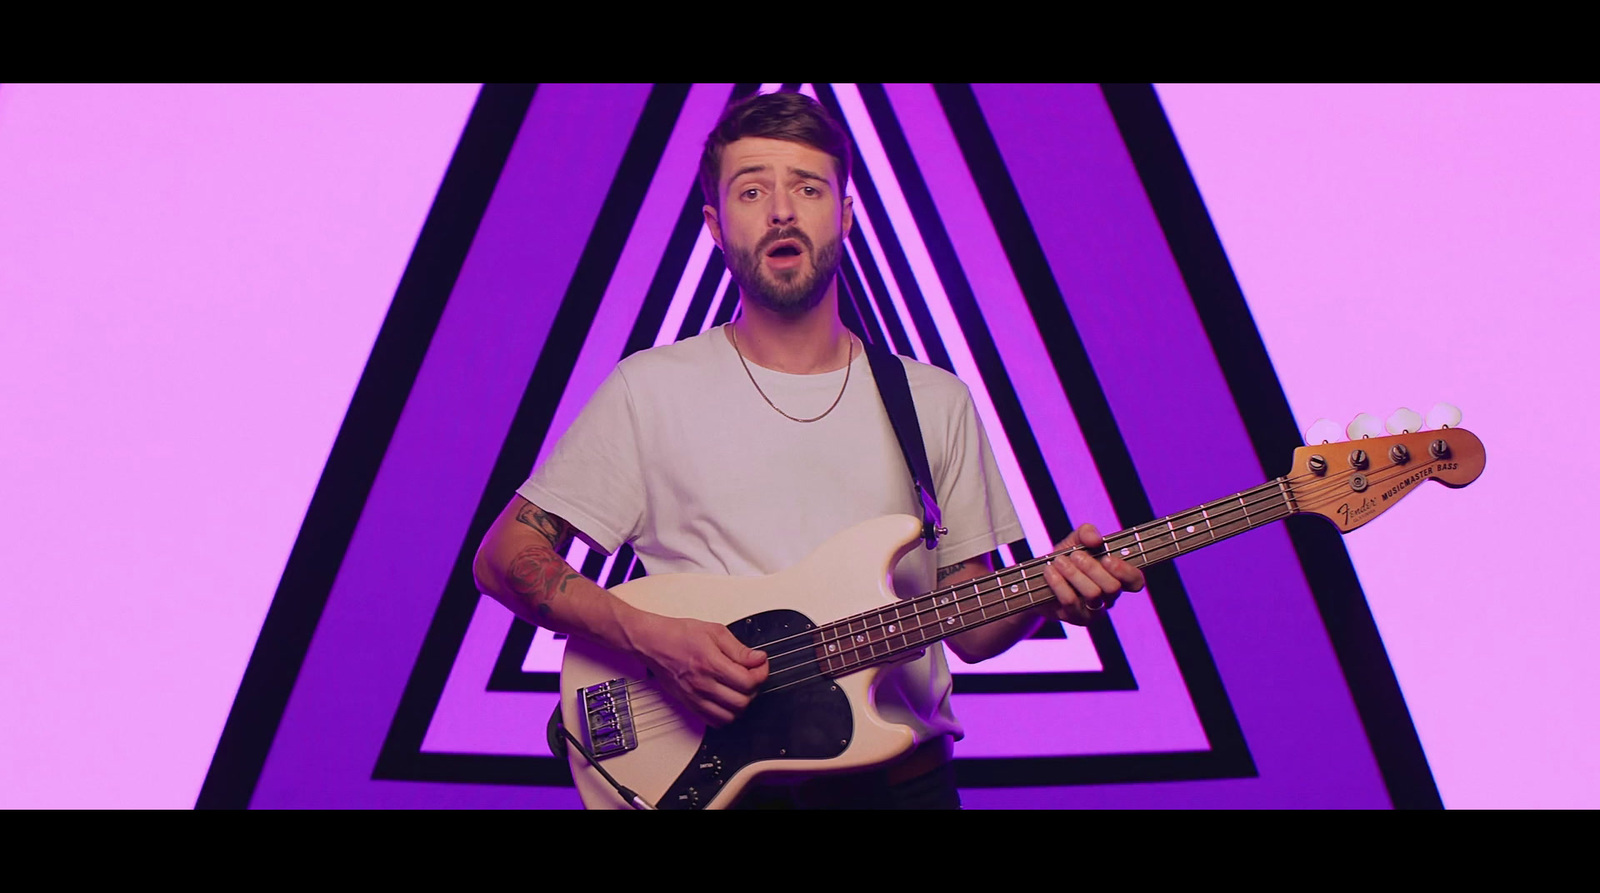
[{"x1": 810, "y1": 479, "x2": 1296, "y2": 676}]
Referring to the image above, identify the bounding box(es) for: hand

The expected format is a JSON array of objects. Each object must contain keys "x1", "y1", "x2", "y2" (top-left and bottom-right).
[
  {"x1": 629, "y1": 615, "x2": 770, "y2": 727},
  {"x1": 1040, "y1": 523, "x2": 1145, "y2": 626}
]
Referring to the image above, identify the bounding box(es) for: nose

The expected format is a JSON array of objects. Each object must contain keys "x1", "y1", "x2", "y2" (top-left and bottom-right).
[{"x1": 769, "y1": 189, "x2": 796, "y2": 226}]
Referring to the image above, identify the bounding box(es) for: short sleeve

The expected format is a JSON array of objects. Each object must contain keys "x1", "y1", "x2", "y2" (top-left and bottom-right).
[
  {"x1": 929, "y1": 383, "x2": 1025, "y2": 569},
  {"x1": 517, "y1": 367, "x2": 646, "y2": 555}
]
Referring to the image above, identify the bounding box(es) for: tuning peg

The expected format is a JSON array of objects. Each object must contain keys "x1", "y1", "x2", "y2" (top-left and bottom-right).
[
  {"x1": 1305, "y1": 418, "x2": 1342, "y2": 445},
  {"x1": 1426, "y1": 402, "x2": 1462, "y2": 430},
  {"x1": 1347, "y1": 413, "x2": 1384, "y2": 440},
  {"x1": 1386, "y1": 407, "x2": 1423, "y2": 435}
]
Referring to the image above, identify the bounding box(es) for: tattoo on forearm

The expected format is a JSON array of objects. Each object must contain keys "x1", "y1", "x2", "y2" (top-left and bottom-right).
[
  {"x1": 938, "y1": 561, "x2": 971, "y2": 583},
  {"x1": 516, "y1": 503, "x2": 573, "y2": 551},
  {"x1": 507, "y1": 545, "x2": 584, "y2": 620}
]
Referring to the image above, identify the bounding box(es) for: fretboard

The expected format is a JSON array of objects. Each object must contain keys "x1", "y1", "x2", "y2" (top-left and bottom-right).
[{"x1": 808, "y1": 478, "x2": 1297, "y2": 676}]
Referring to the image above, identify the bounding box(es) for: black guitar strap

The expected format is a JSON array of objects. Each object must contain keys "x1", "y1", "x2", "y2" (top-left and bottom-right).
[{"x1": 861, "y1": 336, "x2": 943, "y2": 551}]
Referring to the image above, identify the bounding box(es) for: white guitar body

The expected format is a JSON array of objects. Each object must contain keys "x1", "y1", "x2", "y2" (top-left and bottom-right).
[{"x1": 559, "y1": 514, "x2": 930, "y2": 810}]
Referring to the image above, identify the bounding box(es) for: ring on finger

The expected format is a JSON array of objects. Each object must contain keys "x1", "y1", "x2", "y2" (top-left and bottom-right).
[{"x1": 1084, "y1": 596, "x2": 1106, "y2": 612}]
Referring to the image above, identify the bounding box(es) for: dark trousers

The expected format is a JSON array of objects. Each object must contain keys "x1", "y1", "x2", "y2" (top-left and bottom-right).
[{"x1": 733, "y1": 736, "x2": 960, "y2": 810}]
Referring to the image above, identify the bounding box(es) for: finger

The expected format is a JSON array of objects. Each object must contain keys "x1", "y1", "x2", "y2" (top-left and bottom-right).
[
  {"x1": 1057, "y1": 523, "x2": 1106, "y2": 555},
  {"x1": 683, "y1": 683, "x2": 740, "y2": 727},
  {"x1": 1078, "y1": 550, "x2": 1124, "y2": 595},
  {"x1": 698, "y1": 701, "x2": 737, "y2": 728},
  {"x1": 701, "y1": 679, "x2": 756, "y2": 716},
  {"x1": 1041, "y1": 562, "x2": 1092, "y2": 624},
  {"x1": 1074, "y1": 523, "x2": 1105, "y2": 550},
  {"x1": 1055, "y1": 549, "x2": 1120, "y2": 601},
  {"x1": 1103, "y1": 554, "x2": 1146, "y2": 593}
]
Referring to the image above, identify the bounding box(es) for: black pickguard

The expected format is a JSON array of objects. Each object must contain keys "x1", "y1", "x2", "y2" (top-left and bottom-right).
[{"x1": 656, "y1": 609, "x2": 852, "y2": 809}]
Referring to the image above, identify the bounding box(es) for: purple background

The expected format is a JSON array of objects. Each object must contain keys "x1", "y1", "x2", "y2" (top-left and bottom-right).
[{"x1": 2, "y1": 83, "x2": 1590, "y2": 809}]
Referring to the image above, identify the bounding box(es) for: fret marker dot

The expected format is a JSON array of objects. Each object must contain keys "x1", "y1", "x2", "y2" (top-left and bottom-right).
[
  {"x1": 828, "y1": 643, "x2": 837, "y2": 652},
  {"x1": 1121, "y1": 548, "x2": 1130, "y2": 556},
  {"x1": 1186, "y1": 525, "x2": 1195, "y2": 533},
  {"x1": 1010, "y1": 584, "x2": 1018, "y2": 593},
  {"x1": 855, "y1": 635, "x2": 865, "y2": 643},
  {"x1": 888, "y1": 624, "x2": 896, "y2": 633}
]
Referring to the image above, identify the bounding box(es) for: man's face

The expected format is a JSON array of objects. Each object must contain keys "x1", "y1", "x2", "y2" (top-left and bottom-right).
[{"x1": 705, "y1": 137, "x2": 854, "y2": 317}]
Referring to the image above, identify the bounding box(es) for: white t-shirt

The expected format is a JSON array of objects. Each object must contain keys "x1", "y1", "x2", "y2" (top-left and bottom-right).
[{"x1": 519, "y1": 325, "x2": 1024, "y2": 742}]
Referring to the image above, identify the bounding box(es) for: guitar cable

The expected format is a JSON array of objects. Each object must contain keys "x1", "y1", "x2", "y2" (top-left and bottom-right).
[{"x1": 548, "y1": 705, "x2": 655, "y2": 810}]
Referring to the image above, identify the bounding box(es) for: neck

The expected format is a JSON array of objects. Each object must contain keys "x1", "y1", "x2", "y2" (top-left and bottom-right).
[
  {"x1": 793, "y1": 478, "x2": 1301, "y2": 682},
  {"x1": 727, "y1": 288, "x2": 851, "y2": 374}
]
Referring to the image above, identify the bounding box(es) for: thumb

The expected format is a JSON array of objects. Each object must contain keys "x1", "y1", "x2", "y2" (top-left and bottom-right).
[{"x1": 717, "y1": 627, "x2": 767, "y2": 666}]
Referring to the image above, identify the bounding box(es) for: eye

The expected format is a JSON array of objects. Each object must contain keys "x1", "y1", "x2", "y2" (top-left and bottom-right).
[
  {"x1": 741, "y1": 187, "x2": 761, "y2": 200},
  {"x1": 801, "y1": 185, "x2": 820, "y2": 197}
]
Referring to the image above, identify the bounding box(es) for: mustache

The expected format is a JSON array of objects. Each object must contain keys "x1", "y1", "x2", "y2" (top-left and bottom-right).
[{"x1": 757, "y1": 227, "x2": 813, "y2": 254}]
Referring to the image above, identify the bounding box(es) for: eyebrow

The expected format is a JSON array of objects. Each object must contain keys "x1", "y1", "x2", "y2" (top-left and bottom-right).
[{"x1": 726, "y1": 164, "x2": 832, "y2": 186}]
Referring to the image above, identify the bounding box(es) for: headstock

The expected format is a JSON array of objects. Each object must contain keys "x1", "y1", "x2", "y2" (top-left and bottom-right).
[{"x1": 1287, "y1": 406, "x2": 1485, "y2": 533}]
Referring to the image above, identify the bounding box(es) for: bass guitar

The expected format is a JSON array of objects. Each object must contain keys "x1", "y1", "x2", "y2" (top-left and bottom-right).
[{"x1": 558, "y1": 422, "x2": 1485, "y2": 809}]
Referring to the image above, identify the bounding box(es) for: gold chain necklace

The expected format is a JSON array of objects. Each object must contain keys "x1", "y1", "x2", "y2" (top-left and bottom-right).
[{"x1": 727, "y1": 324, "x2": 854, "y2": 423}]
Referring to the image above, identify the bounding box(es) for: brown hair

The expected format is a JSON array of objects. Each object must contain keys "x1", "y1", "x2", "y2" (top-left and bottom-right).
[{"x1": 698, "y1": 91, "x2": 853, "y2": 211}]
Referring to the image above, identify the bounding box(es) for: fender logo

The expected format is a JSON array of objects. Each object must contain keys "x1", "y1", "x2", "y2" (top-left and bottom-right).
[{"x1": 1339, "y1": 496, "x2": 1378, "y2": 525}]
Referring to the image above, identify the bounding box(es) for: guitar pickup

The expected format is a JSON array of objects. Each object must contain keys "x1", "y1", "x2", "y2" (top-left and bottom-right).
[{"x1": 580, "y1": 678, "x2": 638, "y2": 760}]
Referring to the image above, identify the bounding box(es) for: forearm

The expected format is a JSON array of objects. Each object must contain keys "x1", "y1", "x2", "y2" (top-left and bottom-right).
[
  {"x1": 472, "y1": 500, "x2": 646, "y2": 655},
  {"x1": 947, "y1": 606, "x2": 1043, "y2": 664},
  {"x1": 474, "y1": 497, "x2": 770, "y2": 726},
  {"x1": 938, "y1": 556, "x2": 1044, "y2": 664}
]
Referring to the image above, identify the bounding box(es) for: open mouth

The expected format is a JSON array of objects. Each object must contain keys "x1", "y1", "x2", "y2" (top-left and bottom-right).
[{"x1": 766, "y1": 239, "x2": 804, "y2": 259}]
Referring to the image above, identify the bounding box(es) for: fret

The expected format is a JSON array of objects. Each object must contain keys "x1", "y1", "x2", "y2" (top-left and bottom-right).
[
  {"x1": 1131, "y1": 529, "x2": 1173, "y2": 566},
  {"x1": 833, "y1": 618, "x2": 854, "y2": 673},
  {"x1": 1175, "y1": 512, "x2": 1204, "y2": 557},
  {"x1": 1108, "y1": 527, "x2": 1152, "y2": 568},
  {"x1": 973, "y1": 576, "x2": 995, "y2": 622},
  {"x1": 817, "y1": 625, "x2": 844, "y2": 674},
  {"x1": 851, "y1": 614, "x2": 882, "y2": 665},
  {"x1": 882, "y1": 604, "x2": 907, "y2": 653},
  {"x1": 868, "y1": 609, "x2": 890, "y2": 659},
  {"x1": 1209, "y1": 515, "x2": 1251, "y2": 541},
  {"x1": 905, "y1": 598, "x2": 933, "y2": 646},
  {"x1": 997, "y1": 567, "x2": 1029, "y2": 612},
  {"x1": 902, "y1": 600, "x2": 924, "y2": 647},
  {"x1": 932, "y1": 589, "x2": 962, "y2": 633}
]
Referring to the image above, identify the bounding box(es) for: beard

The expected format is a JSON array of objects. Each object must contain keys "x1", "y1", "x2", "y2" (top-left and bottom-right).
[{"x1": 725, "y1": 226, "x2": 843, "y2": 317}]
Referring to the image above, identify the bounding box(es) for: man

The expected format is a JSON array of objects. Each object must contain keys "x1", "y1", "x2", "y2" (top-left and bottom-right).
[{"x1": 473, "y1": 91, "x2": 1144, "y2": 808}]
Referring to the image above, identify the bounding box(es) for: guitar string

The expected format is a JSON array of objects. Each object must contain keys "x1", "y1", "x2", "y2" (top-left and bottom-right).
[
  {"x1": 578, "y1": 456, "x2": 1442, "y2": 736},
  {"x1": 735, "y1": 453, "x2": 1442, "y2": 673},
  {"x1": 596, "y1": 462, "x2": 1330, "y2": 703},
  {"x1": 606, "y1": 462, "x2": 1444, "y2": 743},
  {"x1": 611, "y1": 456, "x2": 1443, "y2": 739},
  {"x1": 584, "y1": 456, "x2": 1426, "y2": 733},
  {"x1": 617, "y1": 570, "x2": 1074, "y2": 739}
]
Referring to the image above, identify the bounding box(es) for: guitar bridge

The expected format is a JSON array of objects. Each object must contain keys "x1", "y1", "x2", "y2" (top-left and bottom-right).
[{"x1": 579, "y1": 678, "x2": 638, "y2": 760}]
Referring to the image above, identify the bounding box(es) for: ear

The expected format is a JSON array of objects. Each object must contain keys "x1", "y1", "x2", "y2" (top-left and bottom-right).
[
  {"x1": 841, "y1": 194, "x2": 854, "y2": 240},
  {"x1": 703, "y1": 204, "x2": 723, "y2": 250}
]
